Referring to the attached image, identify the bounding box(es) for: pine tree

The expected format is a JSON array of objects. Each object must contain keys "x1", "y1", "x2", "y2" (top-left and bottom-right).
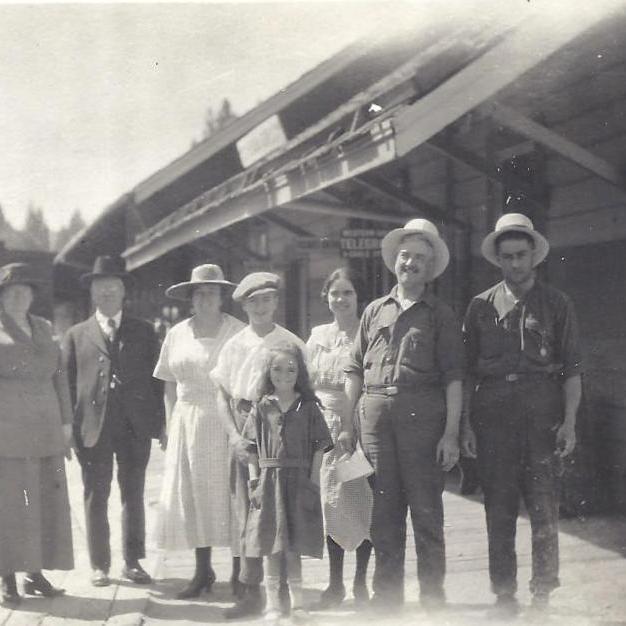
[{"x1": 22, "y1": 204, "x2": 50, "y2": 251}]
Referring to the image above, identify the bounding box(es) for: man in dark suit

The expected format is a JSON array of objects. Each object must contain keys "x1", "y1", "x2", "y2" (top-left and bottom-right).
[{"x1": 62, "y1": 256, "x2": 163, "y2": 587}]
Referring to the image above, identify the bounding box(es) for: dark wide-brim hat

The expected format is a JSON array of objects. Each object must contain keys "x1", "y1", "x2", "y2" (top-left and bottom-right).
[
  {"x1": 80, "y1": 255, "x2": 133, "y2": 287},
  {"x1": 166, "y1": 264, "x2": 237, "y2": 300},
  {"x1": 0, "y1": 262, "x2": 45, "y2": 292},
  {"x1": 481, "y1": 213, "x2": 550, "y2": 267}
]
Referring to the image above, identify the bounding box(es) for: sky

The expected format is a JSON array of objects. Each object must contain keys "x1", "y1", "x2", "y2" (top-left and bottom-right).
[{"x1": 0, "y1": 1, "x2": 411, "y2": 231}]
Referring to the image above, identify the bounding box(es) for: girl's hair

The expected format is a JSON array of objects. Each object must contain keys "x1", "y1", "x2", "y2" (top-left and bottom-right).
[
  {"x1": 320, "y1": 266, "x2": 366, "y2": 308},
  {"x1": 256, "y1": 341, "x2": 319, "y2": 403}
]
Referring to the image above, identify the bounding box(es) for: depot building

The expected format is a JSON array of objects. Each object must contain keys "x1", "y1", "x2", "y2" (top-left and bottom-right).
[{"x1": 55, "y1": 6, "x2": 626, "y2": 515}]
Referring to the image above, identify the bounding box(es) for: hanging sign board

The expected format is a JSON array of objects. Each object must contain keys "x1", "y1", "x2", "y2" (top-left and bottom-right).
[
  {"x1": 236, "y1": 115, "x2": 287, "y2": 168},
  {"x1": 340, "y1": 228, "x2": 387, "y2": 258}
]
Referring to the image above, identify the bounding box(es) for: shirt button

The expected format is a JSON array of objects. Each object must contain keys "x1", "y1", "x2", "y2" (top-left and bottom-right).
[{"x1": 98, "y1": 355, "x2": 105, "y2": 363}]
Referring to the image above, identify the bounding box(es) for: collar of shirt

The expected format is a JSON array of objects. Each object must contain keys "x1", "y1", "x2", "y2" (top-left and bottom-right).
[
  {"x1": 384, "y1": 284, "x2": 437, "y2": 310},
  {"x1": 95, "y1": 310, "x2": 123, "y2": 335}
]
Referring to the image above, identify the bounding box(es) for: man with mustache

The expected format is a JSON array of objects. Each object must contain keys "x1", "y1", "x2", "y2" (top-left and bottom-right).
[{"x1": 343, "y1": 219, "x2": 465, "y2": 611}]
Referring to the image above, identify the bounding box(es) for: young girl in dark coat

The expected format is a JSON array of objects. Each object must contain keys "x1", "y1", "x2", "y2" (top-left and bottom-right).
[{"x1": 243, "y1": 342, "x2": 333, "y2": 622}]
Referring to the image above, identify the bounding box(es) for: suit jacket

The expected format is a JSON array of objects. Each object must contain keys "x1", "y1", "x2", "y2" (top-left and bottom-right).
[
  {"x1": 0, "y1": 312, "x2": 73, "y2": 458},
  {"x1": 61, "y1": 313, "x2": 164, "y2": 448}
]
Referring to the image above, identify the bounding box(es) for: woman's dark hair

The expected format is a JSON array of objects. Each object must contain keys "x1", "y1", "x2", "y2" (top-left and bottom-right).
[
  {"x1": 255, "y1": 341, "x2": 319, "y2": 404},
  {"x1": 320, "y1": 266, "x2": 366, "y2": 308}
]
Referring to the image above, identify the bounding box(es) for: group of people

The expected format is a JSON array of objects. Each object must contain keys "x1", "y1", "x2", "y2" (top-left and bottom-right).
[{"x1": 0, "y1": 211, "x2": 581, "y2": 622}]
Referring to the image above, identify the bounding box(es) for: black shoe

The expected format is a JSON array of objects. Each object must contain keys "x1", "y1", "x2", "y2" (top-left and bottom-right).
[
  {"x1": 369, "y1": 592, "x2": 403, "y2": 614},
  {"x1": 421, "y1": 591, "x2": 446, "y2": 612},
  {"x1": 315, "y1": 584, "x2": 346, "y2": 609},
  {"x1": 230, "y1": 577, "x2": 245, "y2": 599},
  {"x1": 530, "y1": 591, "x2": 550, "y2": 612},
  {"x1": 224, "y1": 585, "x2": 264, "y2": 619},
  {"x1": 121, "y1": 562, "x2": 152, "y2": 585},
  {"x1": 352, "y1": 581, "x2": 369, "y2": 607},
  {"x1": 488, "y1": 594, "x2": 520, "y2": 619},
  {"x1": 176, "y1": 570, "x2": 216, "y2": 599},
  {"x1": 23, "y1": 573, "x2": 65, "y2": 597},
  {"x1": 1, "y1": 575, "x2": 21, "y2": 608},
  {"x1": 91, "y1": 569, "x2": 110, "y2": 587},
  {"x1": 279, "y1": 582, "x2": 291, "y2": 615}
]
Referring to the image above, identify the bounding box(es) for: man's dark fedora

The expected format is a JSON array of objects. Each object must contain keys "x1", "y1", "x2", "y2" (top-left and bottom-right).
[
  {"x1": 0, "y1": 262, "x2": 45, "y2": 292},
  {"x1": 80, "y1": 255, "x2": 132, "y2": 287}
]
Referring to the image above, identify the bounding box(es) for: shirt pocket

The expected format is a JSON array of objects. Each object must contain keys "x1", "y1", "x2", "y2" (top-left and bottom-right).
[
  {"x1": 399, "y1": 327, "x2": 435, "y2": 372},
  {"x1": 478, "y1": 312, "x2": 504, "y2": 358}
]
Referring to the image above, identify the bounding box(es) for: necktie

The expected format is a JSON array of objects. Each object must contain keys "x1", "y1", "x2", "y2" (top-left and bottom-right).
[{"x1": 107, "y1": 318, "x2": 117, "y2": 342}]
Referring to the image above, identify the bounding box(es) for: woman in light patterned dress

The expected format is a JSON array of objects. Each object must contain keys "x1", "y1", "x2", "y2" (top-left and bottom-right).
[
  {"x1": 153, "y1": 265, "x2": 245, "y2": 598},
  {"x1": 307, "y1": 267, "x2": 373, "y2": 608}
]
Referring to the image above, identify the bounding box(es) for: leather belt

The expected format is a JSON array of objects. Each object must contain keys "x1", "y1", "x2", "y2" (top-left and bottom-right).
[
  {"x1": 486, "y1": 372, "x2": 555, "y2": 383},
  {"x1": 363, "y1": 384, "x2": 414, "y2": 396},
  {"x1": 259, "y1": 458, "x2": 307, "y2": 469}
]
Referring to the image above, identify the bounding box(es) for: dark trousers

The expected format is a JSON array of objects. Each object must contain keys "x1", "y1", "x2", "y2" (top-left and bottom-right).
[
  {"x1": 472, "y1": 378, "x2": 562, "y2": 596},
  {"x1": 360, "y1": 390, "x2": 446, "y2": 603},
  {"x1": 76, "y1": 395, "x2": 151, "y2": 572}
]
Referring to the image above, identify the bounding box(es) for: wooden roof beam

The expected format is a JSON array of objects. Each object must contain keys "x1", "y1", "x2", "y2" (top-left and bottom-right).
[
  {"x1": 258, "y1": 213, "x2": 315, "y2": 238},
  {"x1": 484, "y1": 102, "x2": 626, "y2": 191},
  {"x1": 426, "y1": 134, "x2": 547, "y2": 213},
  {"x1": 392, "y1": 4, "x2": 619, "y2": 158},
  {"x1": 354, "y1": 172, "x2": 467, "y2": 229},
  {"x1": 284, "y1": 199, "x2": 409, "y2": 225}
]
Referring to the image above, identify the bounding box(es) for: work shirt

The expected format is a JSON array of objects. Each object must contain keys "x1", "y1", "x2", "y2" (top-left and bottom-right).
[
  {"x1": 344, "y1": 285, "x2": 465, "y2": 388},
  {"x1": 463, "y1": 280, "x2": 582, "y2": 380}
]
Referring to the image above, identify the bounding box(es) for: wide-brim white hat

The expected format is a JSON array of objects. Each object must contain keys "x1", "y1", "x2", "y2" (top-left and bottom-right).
[
  {"x1": 166, "y1": 264, "x2": 236, "y2": 300},
  {"x1": 481, "y1": 213, "x2": 550, "y2": 267},
  {"x1": 380, "y1": 218, "x2": 450, "y2": 279}
]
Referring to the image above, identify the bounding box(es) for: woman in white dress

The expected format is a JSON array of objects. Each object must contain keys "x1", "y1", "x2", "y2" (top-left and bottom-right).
[
  {"x1": 153, "y1": 265, "x2": 245, "y2": 598},
  {"x1": 307, "y1": 267, "x2": 373, "y2": 608}
]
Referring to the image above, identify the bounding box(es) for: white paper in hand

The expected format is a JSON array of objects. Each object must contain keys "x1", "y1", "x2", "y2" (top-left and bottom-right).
[{"x1": 335, "y1": 444, "x2": 374, "y2": 483}]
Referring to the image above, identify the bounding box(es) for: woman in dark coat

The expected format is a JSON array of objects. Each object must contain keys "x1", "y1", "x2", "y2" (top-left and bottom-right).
[{"x1": 0, "y1": 263, "x2": 74, "y2": 607}]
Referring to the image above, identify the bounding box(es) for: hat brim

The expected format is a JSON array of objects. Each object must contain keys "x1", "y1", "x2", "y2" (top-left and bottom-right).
[
  {"x1": 380, "y1": 229, "x2": 450, "y2": 279},
  {"x1": 80, "y1": 271, "x2": 133, "y2": 287},
  {"x1": 233, "y1": 286, "x2": 279, "y2": 303},
  {"x1": 166, "y1": 279, "x2": 237, "y2": 301},
  {"x1": 0, "y1": 279, "x2": 45, "y2": 292},
  {"x1": 481, "y1": 226, "x2": 550, "y2": 267}
]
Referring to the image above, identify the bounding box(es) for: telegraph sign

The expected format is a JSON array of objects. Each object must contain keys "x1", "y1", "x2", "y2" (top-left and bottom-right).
[{"x1": 340, "y1": 228, "x2": 387, "y2": 258}]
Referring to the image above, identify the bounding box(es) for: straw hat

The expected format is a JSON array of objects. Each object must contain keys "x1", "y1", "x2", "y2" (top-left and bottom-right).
[
  {"x1": 380, "y1": 218, "x2": 450, "y2": 279},
  {"x1": 165, "y1": 264, "x2": 236, "y2": 300},
  {"x1": 481, "y1": 213, "x2": 549, "y2": 267}
]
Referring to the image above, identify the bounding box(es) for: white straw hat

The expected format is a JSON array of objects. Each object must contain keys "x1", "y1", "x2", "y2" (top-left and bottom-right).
[
  {"x1": 481, "y1": 213, "x2": 549, "y2": 267},
  {"x1": 380, "y1": 218, "x2": 450, "y2": 279}
]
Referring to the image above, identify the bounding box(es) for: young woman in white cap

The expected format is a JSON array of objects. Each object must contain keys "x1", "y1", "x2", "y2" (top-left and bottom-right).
[{"x1": 153, "y1": 264, "x2": 245, "y2": 598}]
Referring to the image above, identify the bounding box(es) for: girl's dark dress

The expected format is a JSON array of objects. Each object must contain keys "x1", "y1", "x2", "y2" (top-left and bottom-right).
[{"x1": 243, "y1": 395, "x2": 333, "y2": 558}]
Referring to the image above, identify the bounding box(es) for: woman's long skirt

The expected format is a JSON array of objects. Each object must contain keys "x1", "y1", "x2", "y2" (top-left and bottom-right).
[{"x1": 0, "y1": 455, "x2": 73, "y2": 575}]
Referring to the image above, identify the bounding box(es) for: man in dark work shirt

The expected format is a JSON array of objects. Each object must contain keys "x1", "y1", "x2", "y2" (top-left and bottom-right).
[
  {"x1": 343, "y1": 218, "x2": 465, "y2": 611},
  {"x1": 462, "y1": 213, "x2": 582, "y2": 617}
]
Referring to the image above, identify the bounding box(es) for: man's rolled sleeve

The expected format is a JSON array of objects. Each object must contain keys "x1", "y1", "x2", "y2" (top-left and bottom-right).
[
  {"x1": 343, "y1": 307, "x2": 370, "y2": 378},
  {"x1": 558, "y1": 294, "x2": 583, "y2": 379},
  {"x1": 436, "y1": 304, "x2": 466, "y2": 385}
]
